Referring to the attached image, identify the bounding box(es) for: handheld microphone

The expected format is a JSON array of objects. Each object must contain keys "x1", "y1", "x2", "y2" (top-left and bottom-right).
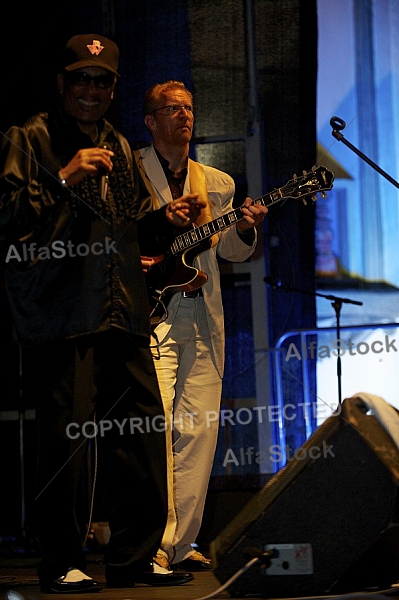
[
  {"x1": 99, "y1": 144, "x2": 110, "y2": 202},
  {"x1": 100, "y1": 172, "x2": 109, "y2": 202}
]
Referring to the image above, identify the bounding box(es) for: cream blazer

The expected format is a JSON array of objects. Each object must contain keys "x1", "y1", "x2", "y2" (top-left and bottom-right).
[{"x1": 135, "y1": 145, "x2": 257, "y2": 377}]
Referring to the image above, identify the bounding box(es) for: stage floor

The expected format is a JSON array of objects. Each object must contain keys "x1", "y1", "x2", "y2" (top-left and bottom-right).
[
  {"x1": 2, "y1": 548, "x2": 399, "y2": 600},
  {"x1": 0, "y1": 549, "x2": 230, "y2": 600}
]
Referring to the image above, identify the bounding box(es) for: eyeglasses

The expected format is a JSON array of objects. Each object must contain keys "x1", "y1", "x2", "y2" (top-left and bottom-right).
[
  {"x1": 151, "y1": 104, "x2": 196, "y2": 115},
  {"x1": 66, "y1": 71, "x2": 115, "y2": 89}
]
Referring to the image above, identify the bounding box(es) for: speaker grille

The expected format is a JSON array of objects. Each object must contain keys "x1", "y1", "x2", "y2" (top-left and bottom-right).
[{"x1": 211, "y1": 395, "x2": 399, "y2": 596}]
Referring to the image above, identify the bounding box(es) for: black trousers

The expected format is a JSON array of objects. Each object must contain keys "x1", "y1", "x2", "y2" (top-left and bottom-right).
[{"x1": 23, "y1": 329, "x2": 168, "y2": 583}]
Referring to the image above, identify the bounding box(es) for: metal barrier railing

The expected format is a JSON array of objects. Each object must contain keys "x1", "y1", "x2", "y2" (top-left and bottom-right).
[{"x1": 270, "y1": 322, "x2": 399, "y2": 469}]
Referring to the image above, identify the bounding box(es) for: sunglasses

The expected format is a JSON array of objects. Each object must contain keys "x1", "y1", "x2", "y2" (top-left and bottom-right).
[{"x1": 66, "y1": 71, "x2": 115, "y2": 90}]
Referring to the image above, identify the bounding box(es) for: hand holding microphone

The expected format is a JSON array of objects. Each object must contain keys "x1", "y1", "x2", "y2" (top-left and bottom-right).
[{"x1": 58, "y1": 146, "x2": 114, "y2": 189}]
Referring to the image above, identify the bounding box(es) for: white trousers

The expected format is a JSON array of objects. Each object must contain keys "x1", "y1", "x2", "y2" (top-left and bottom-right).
[{"x1": 151, "y1": 296, "x2": 222, "y2": 564}]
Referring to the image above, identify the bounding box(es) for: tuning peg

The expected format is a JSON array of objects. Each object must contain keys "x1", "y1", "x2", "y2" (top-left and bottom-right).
[
  {"x1": 293, "y1": 173, "x2": 297, "y2": 181},
  {"x1": 311, "y1": 195, "x2": 317, "y2": 202},
  {"x1": 302, "y1": 198, "x2": 307, "y2": 205},
  {"x1": 302, "y1": 170, "x2": 307, "y2": 176},
  {"x1": 321, "y1": 192, "x2": 327, "y2": 198}
]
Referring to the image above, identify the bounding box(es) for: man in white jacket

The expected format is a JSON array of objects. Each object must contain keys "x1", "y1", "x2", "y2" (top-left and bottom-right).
[{"x1": 135, "y1": 80, "x2": 267, "y2": 572}]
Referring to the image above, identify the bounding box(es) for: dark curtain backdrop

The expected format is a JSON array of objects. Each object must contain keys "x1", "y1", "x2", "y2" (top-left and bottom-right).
[{"x1": 115, "y1": 0, "x2": 318, "y2": 345}]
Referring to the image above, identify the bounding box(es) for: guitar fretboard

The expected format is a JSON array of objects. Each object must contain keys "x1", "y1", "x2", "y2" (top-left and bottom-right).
[{"x1": 170, "y1": 192, "x2": 278, "y2": 255}]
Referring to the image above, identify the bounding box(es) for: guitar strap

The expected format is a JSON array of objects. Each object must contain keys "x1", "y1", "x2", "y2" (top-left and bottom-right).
[
  {"x1": 188, "y1": 159, "x2": 217, "y2": 248},
  {"x1": 133, "y1": 149, "x2": 162, "y2": 210}
]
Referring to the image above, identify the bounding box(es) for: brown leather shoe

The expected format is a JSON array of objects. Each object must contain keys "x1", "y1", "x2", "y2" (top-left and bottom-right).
[
  {"x1": 153, "y1": 550, "x2": 170, "y2": 570},
  {"x1": 173, "y1": 550, "x2": 212, "y2": 571}
]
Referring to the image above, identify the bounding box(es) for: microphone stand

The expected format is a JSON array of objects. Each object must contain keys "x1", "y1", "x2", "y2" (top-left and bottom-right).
[
  {"x1": 264, "y1": 277, "x2": 363, "y2": 405},
  {"x1": 328, "y1": 116, "x2": 399, "y2": 400},
  {"x1": 330, "y1": 116, "x2": 399, "y2": 189}
]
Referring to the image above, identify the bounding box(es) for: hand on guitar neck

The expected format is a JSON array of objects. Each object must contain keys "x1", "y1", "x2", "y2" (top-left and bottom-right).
[{"x1": 237, "y1": 196, "x2": 268, "y2": 233}]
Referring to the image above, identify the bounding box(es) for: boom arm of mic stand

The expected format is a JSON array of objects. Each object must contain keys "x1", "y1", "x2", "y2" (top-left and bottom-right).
[
  {"x1": 264, "y1": 277, "x2": 363, "y2": 306},
  {"x1": 330, "y1": 116, "x2": 399, "y2": 189}
]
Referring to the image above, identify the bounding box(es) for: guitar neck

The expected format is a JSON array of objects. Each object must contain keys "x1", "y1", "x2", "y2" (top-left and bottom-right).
[
  {"x1": 169, "y1": 166, "x2": 334, "y2": 255},
  {"x1": 170, "y1": 191, "x2": 276, "y2": 255}
]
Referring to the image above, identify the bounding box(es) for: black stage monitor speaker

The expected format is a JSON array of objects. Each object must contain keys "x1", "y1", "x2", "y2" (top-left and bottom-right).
[{"x1": 210, "y1": 394, "x2": 399, "y2": 597}]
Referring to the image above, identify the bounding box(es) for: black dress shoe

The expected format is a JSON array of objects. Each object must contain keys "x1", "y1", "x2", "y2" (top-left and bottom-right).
[
  {"x1": 40, "y1": 568, "x2": 103, "y2": 594},
  {"x1": 173, "y1": 551, "x2": 213, "y2": 571},
  {"x1": 136, "y1": 570, "x2": 193, "y2": 586},
  {"x1": 107, "y1": 564, "x2": 194, "y2": 588}
]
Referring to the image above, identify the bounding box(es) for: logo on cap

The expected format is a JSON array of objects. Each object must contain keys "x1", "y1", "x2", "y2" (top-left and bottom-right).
[{"x1": 87, "y1": 40, "x2": 104, "y2": 56}]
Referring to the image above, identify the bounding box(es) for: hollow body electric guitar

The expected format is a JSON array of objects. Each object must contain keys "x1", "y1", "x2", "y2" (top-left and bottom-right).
[{"x1": 145, "y1": 166, "x2": 334, "y2": 326}]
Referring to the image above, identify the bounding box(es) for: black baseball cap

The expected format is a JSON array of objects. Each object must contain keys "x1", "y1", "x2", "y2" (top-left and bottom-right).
[{"x1": 62, "y1": 34, "x2": 120, "y2": 76}]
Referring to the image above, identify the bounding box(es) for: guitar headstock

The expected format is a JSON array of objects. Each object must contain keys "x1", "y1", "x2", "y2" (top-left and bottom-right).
[{"x1": 282, "y1": 166, "x2": 334, "y2": 204}]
